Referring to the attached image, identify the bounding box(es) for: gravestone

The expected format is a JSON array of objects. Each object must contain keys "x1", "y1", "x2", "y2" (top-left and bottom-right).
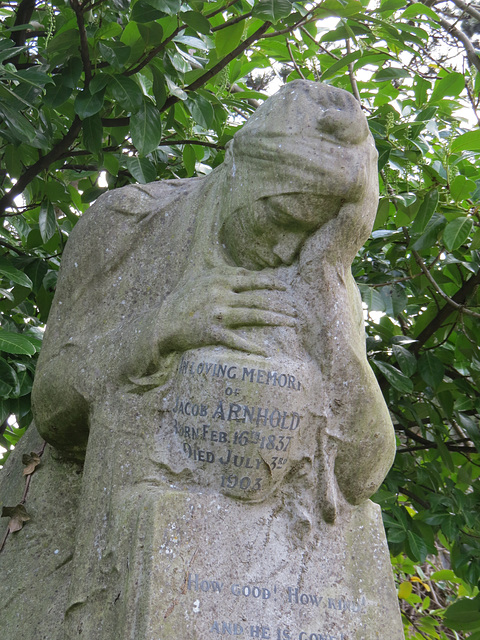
[{"x1": 0, "y1": 80, "x2": 405, "y2": 640}]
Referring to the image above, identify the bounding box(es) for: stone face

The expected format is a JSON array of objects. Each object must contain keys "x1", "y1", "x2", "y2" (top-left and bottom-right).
[{"x1": 0, "y1": 81, "x2": 404, "y2": 639}]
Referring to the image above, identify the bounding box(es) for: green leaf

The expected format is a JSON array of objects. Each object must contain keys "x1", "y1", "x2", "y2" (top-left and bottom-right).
[
  {"x1": 401, "y1": 3, "x2": 440, "y2": 21},
  {"x1": 103, "y1": 154, "x2": 120, "y2": 177},
  {"x1": 183, "y1": 144, "x2": 196, "y2": 177},
  {"x1": 0, "y1": 260, "x2": 33, "y2": 289},
  {"x1": 126, "y1": 156, "x2": 156, "y2": 183},
  {"x1": 430, "y1": 569, "x2": 458, "y2": 582},
  {"x1": 62, "y1": 57, "x2": 83, "y2": 89},
  {"x1": 252, "y1": 0, "x2": 293, "y2": 23},
  {"x1": 108, "y1": 76, "x2": 143, "y2": 111},
  {"x1": 443, "y1": 217, "x2": 473, "y2": 252},
  {"x1": 215, "y1": 21, "x2": 245, "y2": 57},
  {"x1": 97, "y1": 41, "x2": 131, "y2": 69},
  {"x1": 137, "y1": 22, "x2": 164, "y2": 53},
  {"x1": 359, "y1": 284, "x2": 386, "y2": 312},
  {"x1": 380, "y1": 284, "x2": 407, "y2": 317},
  {"x1": 151, "y1": 67, "x2": 167, "y2": 109},
  {"x1": 451, "y1": 130, "x2": 480, "y2": 153},
  {"x1": 411, "y1": 214, "x2": 446, "y2": 251},
  {"x1": 186, "y1": 94, "x2": 214, "y2": 129},
  {"x1": 444, "y1": 594, "x2": 480, "y2": 631},
  {"x1": 450, "y1": 175, "x2": 476, "y2": 203},
  {"x1": 316, "y1": 0, "x2": 364, "y2": 18},
  {"x1": 74, "y1": 88, "x2": 105, "y2": 118},
  {"x1": 320, "y1": 50, "x2": 362, "y2": 80},
  {"x1": 90, "y1": 73, "x2": 110, "y2": 95},
  {"x1": 0, "y1": 332, "x2": 36, "y2": 356},
  {"x1": 146, "y1": 0, "x2": 181, "y2": 15},
  {"x1": 39, "y1": 202, "x2": 57, "y2": 243},
  {"x1": 0, "y1": 357, "x2": 18, "y2": 394},
  {"x1": 182, "y1": 11, "x2": 211, "y2": 35},
  {"x1": 131, "y1": 1, "x2": 166, "y2": 22},
  {"x1": 430, "y1": 72, "x2": 465, "y2": 102},
  {"x1": 131, "y1": 100, "x2": 162, "y2": 156},
  {"x1": 456, "y1": 413, "x2": 480, "y2": 452},
  {"x1": 418, "y1": 352, "x2": 444, "y2": 389},
  {"x1": 406, "y1": 530, "x2": 429, "y2": 563},
  {"x1": 0, "y1": 101, "x2": 37, "y2": 143},
  {"x1": 372, "y1": 360, "x2": 414, "y2": 393},
  {"x1": 374, "y1": 67, "x2": 410, "y2": 82},
  {"x1": 44, "y1": 78, "x2": 73, "y2": 108},
  {"x1": 165, "y1": 76, "x2": 187, "y2": 100},
  {"x1": 392, "y1": 345, "x2": 416, "y2": 377},
  {"x1": 411, "y1": 189, "x2": 438, "y2": 234},
  {"x1": 376, "y1": 140, "x2": 391, "y2": 171},
  {"x1": 82, "y1": 115, "x2": 103, "y2": 154}
]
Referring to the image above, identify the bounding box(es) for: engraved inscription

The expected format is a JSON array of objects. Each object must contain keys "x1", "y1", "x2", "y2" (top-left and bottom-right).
[
  {"x1": 183, "y1": 572, "x2": 365, "y2": 640},
  {"x1": 164, "y1": 354, "x2": 311, "y2": 498}
]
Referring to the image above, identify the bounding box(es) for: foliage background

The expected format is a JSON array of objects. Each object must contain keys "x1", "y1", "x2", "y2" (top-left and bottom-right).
[{"x1": 1, "y1": 0, "x2": 480, "y2": 637}]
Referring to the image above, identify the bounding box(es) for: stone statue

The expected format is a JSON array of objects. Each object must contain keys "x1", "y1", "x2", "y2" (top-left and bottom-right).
[{"x1": 0, "y1": 81, "x2": 404, "y2": 640}]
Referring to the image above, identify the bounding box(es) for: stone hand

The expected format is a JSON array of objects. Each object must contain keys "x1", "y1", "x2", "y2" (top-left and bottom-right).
[{"x1": 158, "y1": 268, "x2": 296, "y2": 356}]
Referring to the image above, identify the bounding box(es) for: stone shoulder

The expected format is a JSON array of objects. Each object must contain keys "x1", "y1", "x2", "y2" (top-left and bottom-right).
[{"x1": 61, "y1": 178, "x2": 202, "y2": 277}]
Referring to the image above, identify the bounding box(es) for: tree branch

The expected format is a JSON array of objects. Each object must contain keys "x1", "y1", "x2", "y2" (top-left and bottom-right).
[
  {"x1": 450, "y1": 0, "x2": 480, "y2": 23},
  {"x1": 0, "y1": 239, "x2": 27, "y2": 255},
  {"x1": 10, "y1": 0, "x2": 35, "y2": 64},
  {"x1": 70, "y1": 0, "x2": 92, "y2": 88},
  {"x1": 431, "y1": 7, "x2": 480, "y2": 73},
  {"x1": 211, "y1": 11, "x2": 251, "y2": 32},
  {"x1": 397, "y1": 425, "x2": 477, "y2": 453},
  {"x1": 0, "y1": 117, "x2": 82, "y2": 217},
  {"x1": 399, "y1": 487, "x2": 431, "y2": 510},
  {"x1": 125, "y1": 24, "x2": 184, "y2": 76},
  {"x1": 161, "y1": 22, "x2": 272, "y2": 112}
]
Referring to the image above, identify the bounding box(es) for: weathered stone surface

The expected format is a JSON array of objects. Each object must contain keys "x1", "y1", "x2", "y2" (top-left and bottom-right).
[
  {"x1": 0, "y1": 426, "x2": 82, "y2": 640},
  {"x1": 1, "y1": 81, "x2": 404, "y2": 639}
]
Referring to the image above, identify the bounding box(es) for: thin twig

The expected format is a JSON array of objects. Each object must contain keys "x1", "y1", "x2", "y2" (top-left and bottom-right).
[
  {"x1": 162, "y1": 22, "x2": 272, "y2": 112},
  {"x1": 450, "y1": 0, "x2": 480, "y2": 23},
  {"x1": 286, "y1": 38, "x2": 306, "y2": 79},
  {"x1": 399, "y1": 486, "x2": 430, "y2": 509},
  {"x1": 300, "y1": 26, "x2": 340, "y2": 59},
  {"x1": 411, "y1": 246, "x2": 480, "y2": 318},
  {"x1": 368, "y1": 273, "x2": 422, "y2": 287},
  {"x1": 346, "y1": 39, "x2": 361, "y2": 102},
  {"x1": 401, "y1": 610, "x2": 431, "y2": 640},
  {"x1": 125, "y1": 26, "x2": 184, "y2": 76},
  {"x1": 432, "y1": 9, "x2": 480, "y2": 73},
  {"x1": 205, "y1": 0, "x2": 238, "y2": 19},
  {"x1": 211, "y1": 11, "x2": 251, "y2": 32}
]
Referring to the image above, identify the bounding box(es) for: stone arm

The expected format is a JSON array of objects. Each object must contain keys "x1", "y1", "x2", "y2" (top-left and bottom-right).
[{"x1": 298, "y1": 194, "x2": 396, "y2": 505}]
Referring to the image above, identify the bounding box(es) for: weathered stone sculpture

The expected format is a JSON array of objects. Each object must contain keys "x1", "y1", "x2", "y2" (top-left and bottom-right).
[{"x1": 0, "y1": 81, "x2": 404, "y2": 639}]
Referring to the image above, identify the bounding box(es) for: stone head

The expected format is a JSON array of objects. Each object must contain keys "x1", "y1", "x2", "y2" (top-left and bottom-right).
[{"x1": 219, "y1": 80, "x2": 378, "y2": 270}]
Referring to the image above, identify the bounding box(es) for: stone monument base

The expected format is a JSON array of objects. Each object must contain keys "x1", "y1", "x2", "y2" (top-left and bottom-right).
[
  {"x1": 1, "y1": 430, "x2": 404, "y2": 640},
  {"x1": 108, "y1": 490, "x2": 403, "y2": 640}
]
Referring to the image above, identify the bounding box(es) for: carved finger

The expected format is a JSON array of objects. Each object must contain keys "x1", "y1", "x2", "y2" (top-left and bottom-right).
[
  {"x1": 222, "y1": 308, "x2": 297, "y2": 329},
  {"x1": 229, "y1": 291, "x2": 297, "y2": 317},
  {"x1": 212, "y1": 327, "x2": 268, "y2": 357},
  {"x1": 230, "y1": 272, "x2": 287, "y2": 293}
]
